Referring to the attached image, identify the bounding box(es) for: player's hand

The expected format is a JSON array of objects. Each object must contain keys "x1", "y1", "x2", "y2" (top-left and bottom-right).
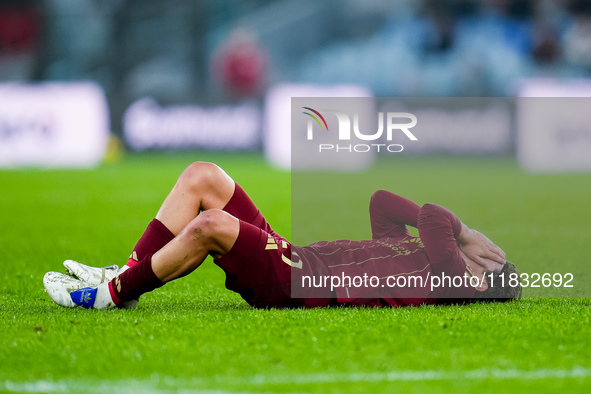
[{"x1": 457, "y1": 227, "x2": 506, "y2": 273}]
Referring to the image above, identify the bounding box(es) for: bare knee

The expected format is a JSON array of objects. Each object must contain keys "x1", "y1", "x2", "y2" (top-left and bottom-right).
[
  {"x1": 181, "y1": 209, "x2": 237, "y2": 254},
  {"x1": 177, "y1": 162, "x2": 225, "y2": 191}
]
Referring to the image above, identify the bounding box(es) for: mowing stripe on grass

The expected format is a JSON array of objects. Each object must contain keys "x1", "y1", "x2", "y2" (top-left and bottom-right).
[{"x1": 3, "y1": 367, "x2": 590, "y2": 393}]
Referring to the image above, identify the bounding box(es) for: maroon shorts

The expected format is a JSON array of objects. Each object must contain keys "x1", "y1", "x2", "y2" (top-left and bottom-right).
[{"x1": 215, "y1": 183, "x2": 332, "y2": 309}]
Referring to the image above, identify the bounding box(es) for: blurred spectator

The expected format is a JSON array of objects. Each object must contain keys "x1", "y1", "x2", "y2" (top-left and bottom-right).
[
  {"x1": 422, "y1": 0, "x2": 457, "y2": 54},
  {"x1": 0, "y1": 0, "x2": 40, "y2": 80},
  {"x1": 531, "y1": 22, "x2": 560, "y2": 65},
  {"x1": 211, "y1": 28, "x2": 268, "y2": 99},
  {"x1": 563, "y1": 0, "x2": 591, "y2": 71}
]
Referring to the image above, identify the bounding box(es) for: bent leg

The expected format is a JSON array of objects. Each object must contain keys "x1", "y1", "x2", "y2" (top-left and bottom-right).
[
  {"x1": 110, "y1": 209, "x2": 239, "y2": 304},
  {"x1": 108, "y1": 162, "x2": 272, "y2": 304},
  {"x1": 123, "y1": 162, "x2": 234, "y2": 269},
  {"x1": 151, "y1": 209, "x2": 239, "y2": 283},
  {"x1": 155, "y1": 162, "x2": 235, "y2": 236}
]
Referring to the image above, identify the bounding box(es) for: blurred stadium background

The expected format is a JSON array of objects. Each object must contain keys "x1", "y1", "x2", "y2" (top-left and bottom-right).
[{"x1": 1, "y1": 0, "x2": 591, "y2": 169}]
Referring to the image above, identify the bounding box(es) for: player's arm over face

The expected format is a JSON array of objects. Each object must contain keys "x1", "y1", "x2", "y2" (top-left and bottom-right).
[
  {"x1": 417, "y1": 203, "x2": 505, "y2": 275},
  {"x1": 417, "y1": 203, "x2": 463, "y2": 270},
  {"x1": 369, "y1": 190, "x2": 420, "y2": 239},
  {"x1": 370, "y1": 190, "x2": 506, "y2": 273}
]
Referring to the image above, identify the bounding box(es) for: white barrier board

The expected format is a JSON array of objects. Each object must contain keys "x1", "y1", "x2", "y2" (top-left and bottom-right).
[
  {"x1": 518, "y1": 80, "x2": 591, "y2": 172},
  {"x1": 123, "y1": 98, "x2": 260, "y2": 151},
  {"x1": 0, "y1": 82, "x2": 109, "y2": 168}
]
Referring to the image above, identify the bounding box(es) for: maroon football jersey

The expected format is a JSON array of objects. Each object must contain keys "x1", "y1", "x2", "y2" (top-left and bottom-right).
[{"x1": 293, "y1": 190, "x2": 476, "y2": 307}]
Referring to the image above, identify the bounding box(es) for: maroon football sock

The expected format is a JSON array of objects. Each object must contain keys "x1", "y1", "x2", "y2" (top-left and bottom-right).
[
  {"x1": 109, "y1": 254, "x2": 163, "y2": 304},
  {"x1": 126, "y1": 219, "x2": 175, "y2": 268}
]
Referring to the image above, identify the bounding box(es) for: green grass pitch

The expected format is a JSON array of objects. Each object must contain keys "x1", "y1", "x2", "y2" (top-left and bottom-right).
[{"x1": 1, "y1": 153, "x2": 590, "y2": 393}]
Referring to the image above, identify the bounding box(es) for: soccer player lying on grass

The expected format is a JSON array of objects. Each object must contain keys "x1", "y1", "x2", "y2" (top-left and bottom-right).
[{"x1": 44, "y1": 162, "x2": 521, "y2": 310}]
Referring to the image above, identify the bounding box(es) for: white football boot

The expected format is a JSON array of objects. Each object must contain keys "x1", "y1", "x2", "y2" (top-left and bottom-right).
[
  {"x1": 44, "y1": 271, "x2": 116, "y2": 309},
  {"x1": 62, "y1": 260, "x2": 138, "y2": 309},
  {"x1": 63, "y1": 260, "x2": 119, "y2": 285},
  {"x1": 43, "y1": 271, "x2": 88, "y2": 308}
]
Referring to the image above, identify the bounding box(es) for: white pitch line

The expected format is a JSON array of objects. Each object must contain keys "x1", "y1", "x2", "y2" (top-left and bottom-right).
[
  {"x1": 1, "y1": 380, "x2": 256, "y2": 394},
  {"x1": 2, "y1": 367, "x2": 590, "y2": 393},
  {"x1": 221, "y1": 366, "x2": 591, "y2": 385}
]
